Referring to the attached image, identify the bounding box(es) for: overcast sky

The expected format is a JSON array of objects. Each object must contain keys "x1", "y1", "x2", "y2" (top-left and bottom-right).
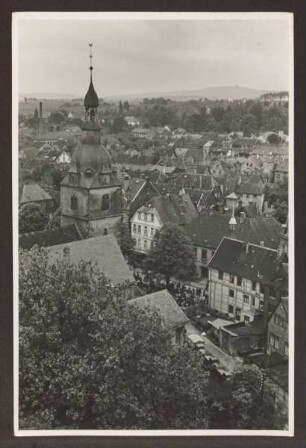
[{"x1": 16, "y1": 14, "x2": 292, "y2": 97}]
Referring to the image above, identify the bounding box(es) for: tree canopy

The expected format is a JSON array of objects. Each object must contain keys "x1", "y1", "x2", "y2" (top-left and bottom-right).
[
  {"x1": 145, "y1": 223, "x2": 195, "y2": 286},
  {"x1": 19, "y1": 246, "x2": 286, "y2": 430},
  {"x1": 19, "y1": 202, "x2": 49, "y2": 234},
  {"x1": 19, "y1": 246, "x2": 210, "y2": 430}
]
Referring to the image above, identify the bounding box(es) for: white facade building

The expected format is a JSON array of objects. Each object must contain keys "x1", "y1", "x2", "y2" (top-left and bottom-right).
[{"x1": 131, "y1": 205, "x2": 161, "y2": 253}]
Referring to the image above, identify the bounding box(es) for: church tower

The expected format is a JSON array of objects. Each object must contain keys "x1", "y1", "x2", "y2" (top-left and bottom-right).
[{"x1": 60, "y1": 44, "x2": 122, "y2": 237}]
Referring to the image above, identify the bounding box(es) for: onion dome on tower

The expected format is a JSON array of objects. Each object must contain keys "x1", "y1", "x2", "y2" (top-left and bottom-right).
[{"x1": 67, "y1": 43, "x2": 114, "y2": 188}]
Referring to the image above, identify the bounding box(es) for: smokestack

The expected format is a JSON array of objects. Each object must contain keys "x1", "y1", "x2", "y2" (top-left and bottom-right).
[{"x1": 39, "y1": 101, "x2": 43, "y2": 119}]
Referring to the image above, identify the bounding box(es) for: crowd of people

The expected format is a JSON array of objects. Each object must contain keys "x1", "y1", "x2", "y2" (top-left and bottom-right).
[{"x1": 133, "y1": 270, "x2": 209, "y2": 309}]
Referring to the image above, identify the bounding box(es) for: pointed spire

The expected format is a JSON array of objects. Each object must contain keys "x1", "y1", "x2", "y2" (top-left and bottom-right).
[
  {"x1": 84, "y1": 42, "x2": 99, "y2": 111},
  {"x1": 89, "y1": 42, "x2": 93, "y2": 81}
]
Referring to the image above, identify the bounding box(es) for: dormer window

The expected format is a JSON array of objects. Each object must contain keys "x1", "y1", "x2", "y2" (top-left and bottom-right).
[
  {"x1": 71, "y1": 194, "x2": 78, "y2": 210},
  {"x1": 100, "y1": 174, "x2": 110, "y2": 185},
  {"x1": 85, "y1": 169, "x2": 93, "y2": 178},
  {"x1": 101, "y1": 194, "x2": 109, "y2": 211}
]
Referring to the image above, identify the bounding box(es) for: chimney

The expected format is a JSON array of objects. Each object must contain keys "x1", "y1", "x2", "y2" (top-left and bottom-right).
[
  {"x1": 63, "y1": 246, "x2": 70, "y2": 263},
  {"x1": 229, "y1": 206, "x2": 237, "y2": 234},
  {"x1": 39, "y1": 101, "x2": 43, "y2": 119}
]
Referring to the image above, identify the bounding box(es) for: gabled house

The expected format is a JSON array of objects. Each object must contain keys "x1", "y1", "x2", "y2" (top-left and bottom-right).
[
  {"x1": 273, "y1": 160, "x2": 288, "y2": 184},
  {"x1": 207, "y1": 237, "x2": 287, "y2": 323},
  {"x1": 122, "y1": 177, "x2": 160, "y2": 218},
  {"x1": 267, "y1": 296, "x2": 288, "y2": 361},
  {"x1": 131, "y1": 193, "x2": 197, "y2": 254},
  {"x1": 128, "y1": 289, "x2": 189, "y2": 345},
  {"x1": 56, "y1": 150, "x2": 71, "y2": 164},
  {"x1": 235, "y1": 178, "x2": 266, "y2": 213}
]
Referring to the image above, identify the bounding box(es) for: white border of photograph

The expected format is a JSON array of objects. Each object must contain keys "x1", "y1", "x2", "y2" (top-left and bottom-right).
[{"x1": 12, "y1": 10, "x2": 294, "y2": 437}]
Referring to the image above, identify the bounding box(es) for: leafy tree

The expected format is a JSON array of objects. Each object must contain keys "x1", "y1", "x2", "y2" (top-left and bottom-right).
[
  {"x1": 48, "y1": 110, "x2": 67, "y2": 125},
  {"x1": 19, "y1": 203, "x2": 49, "y2": 234},
  {"x1": 266, "y1": 181, "x2": 288, "y2": 224},
  {"x1": 225, "y1": 365, "x2": 286, "y2": 429},
  {"x1": 114, "y1": 220, "x2": 134, "y2": 258},
  {"x1": 241, "y1": 113, "x2": 258, "y2": 137},
  {"x1": 19, "y1": 246, "x2": 211, "y2": 429},
  {"x1": 111, "y1": 116, "x2": 127, "y2": 134},
  {"x1": 249, "y1": 102, "x2": 263, "y2": 128},
  {"x1": 145, "y1": 224, "x2": 195, "y2": 286},
  {"x1": 267, "y1": 133, "x2": 282, "y2": 145}
]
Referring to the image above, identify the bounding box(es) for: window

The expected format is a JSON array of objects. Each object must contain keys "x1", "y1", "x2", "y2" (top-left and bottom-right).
[
  {"x1": 274, "y1": 314, "x2": 285, "y2": 328},
  {"x1": 133, "y1": 224, "x2": 136, "y2": 233},
  {"x1": 138, "y1": 225, "x2": 141, "y2": 234},
  {"x1": 230, "y1": 275, "x2": 235, "y2": 284},
  {"x1": 270, "y1": 333, "x2": 280, "y2": 350},
  {"x1": 252, "y1": 296, "x2": 256, "y2": 307},
  {"x1": 144, "y1": 226, "x2": 148, "y2": 236},
  {"x1": 228, "y1": 304, "x2": 234, "y2": 314},
  {"x1": 244, "y1": 315, "x2": 250, "y2": 323},
  {"x1": 218, "y1": 270, "x2": 223, "y2": 280},
  {"x1": 236, "y1": 307, "x2": 241, "y2": 320},
  {"x1": 138, "y1": 213, "x2": 141, "y2": 220},
  {"x1": 237, "y1": 276, "x2": 242, "y2": 287},
  {"x1": 229, "y1": 289, "x2": 235, "y2": 298},
  {"x1": 252, "y1": 281, "x2": 257, "y2": 291},
  {"x1": 144, "y1": 213, "x2": 147, "y2": 221},
  {"x1": 101, "y1": 194, "x2": 109, "y2": 211},
  {"x1": 137, "y1": 239, "x2": 141, "y2": 248},
  {"x1": 201, "y1": 249, "x2": 207, "y2": 262},
  {"x1": 150, "y1": 227, "x2": 154, "y2": 237},
  {"x1": 243, "y1": 294, "x2": 249, "y2": 304},
  {"x1": 71, "y1": 194, "x2": 77, "y2": 210},
  {"x1": 151, "y1": 214, "x2": 154, "y2": 222},
  {"x1": 144, "y1": 240, "x2": 148, "y2": 250}
]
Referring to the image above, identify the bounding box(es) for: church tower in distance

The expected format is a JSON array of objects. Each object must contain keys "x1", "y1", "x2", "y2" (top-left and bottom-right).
[{"x1": 60, "y1": 43, "x2": 122, "y2": 237}]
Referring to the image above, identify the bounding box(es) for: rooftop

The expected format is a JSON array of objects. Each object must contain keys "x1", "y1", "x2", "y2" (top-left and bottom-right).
[
  {"x1": 208, "y1": 237, "x2": 280, "y2": 282},
  {"x1": 221, "y1": 314, "x2": 265, "y2": 337},
  {"x1": 233, "y1": 217, "x2": 283, "y2": 250},
  {"x1": 128, "y1": 289, "x2": 189, "y2": 330},
  {"x1": 183, "y1": 213, "x2": 232, "y2": 249},
  {"x1": 20, "y1": 183, "x2": 53, "y2": 205},
  {"x1": 142, "y1": 193, "x2": 197, "y2": 226},
  {"x1": 236, "y1": 181, "x2": 266, "y2": 195},
  {"x1": 48, "y1": 234, "x2": 134, "y2": 285},
  {"x1": 19, "y1": 224, "x2": 82, "y2": 250}
]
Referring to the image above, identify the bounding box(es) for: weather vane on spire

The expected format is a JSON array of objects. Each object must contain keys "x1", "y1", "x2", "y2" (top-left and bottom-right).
[{"x1": 89, "y1": 43, "x2": 93, "y2": 72}]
